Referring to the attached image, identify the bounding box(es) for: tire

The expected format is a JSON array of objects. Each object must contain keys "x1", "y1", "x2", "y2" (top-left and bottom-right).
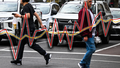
[
  {"x1": 0, "y1": 38, "x2": 2, "y2": 42},
  {"x1": 100, "y1": 34, "x2": 110, "y2": 44},
  {"x1": 47, "y1": 34, "x2": 59, "y2": 47},
  {"x1": 53, "y1": 36, "x2": 59, "y2": 46}
]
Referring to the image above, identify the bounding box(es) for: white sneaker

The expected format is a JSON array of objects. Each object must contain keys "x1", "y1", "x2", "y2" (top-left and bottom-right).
[
  {"x1": 78, "y1": 63, "x2": 82, "y2": 68},
  {"x1": 94, "y1": 36, "x2": 101, "y2": 44}
]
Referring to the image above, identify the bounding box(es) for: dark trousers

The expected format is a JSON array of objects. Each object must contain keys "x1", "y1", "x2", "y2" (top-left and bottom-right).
[{"x1": 17, "y1": 28, "x2": 46, "y2": 60}]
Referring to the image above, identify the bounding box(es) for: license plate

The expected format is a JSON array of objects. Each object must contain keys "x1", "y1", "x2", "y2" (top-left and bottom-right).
[
  {"x1": 112, "y1": 25, "x2": 120, "y2": 29},
  {"x1": 65, "y1": 25, "x2": 73, "y2": 29}
]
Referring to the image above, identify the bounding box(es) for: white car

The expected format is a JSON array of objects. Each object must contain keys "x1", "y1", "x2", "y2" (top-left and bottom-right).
[
  {"x1": 110, "y1": 8, "x2": 120, "y2": 36},
  {"x1": 0, "y1": 0, "x2": 21, "y2": 44},
  {"x1": 0, "y1": 0, "x2": 42, "y2": 44},
  {"x1": 31, "y1": 2, "x2": 60, "y2": 30},
  {"x1": 48, "y1": 1, "x2": 113, "y2": 47}
]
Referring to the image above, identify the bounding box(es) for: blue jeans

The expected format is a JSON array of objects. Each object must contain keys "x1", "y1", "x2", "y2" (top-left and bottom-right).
[{"x1": 80, "y1": 36, "x2": 96, "y2": 68}]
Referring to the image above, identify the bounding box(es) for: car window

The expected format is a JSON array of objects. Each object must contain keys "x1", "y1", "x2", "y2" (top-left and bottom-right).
[
  {"x1": 32, "y1": 4, "x2": 50, "y2": 14},
  {"x1": 97, "y1": 4, "x2": 104, "y2": 13},
  {"x1": 103, "y1": 2, "x2": 111, "y2": 12},
  {"x1": 54, "y1": 5, "x2": 59, "y2": 12},
  {"x1": 0, "y1": 2, "x2": 18, "y2": 12},
  {"x1": 111, "y1": 10, "x2": 120, "y2": 18},
  {"x1": 59, "y1": 4, "x2": 82, "y2": 14},
  {"x1": 52, "y1": 5, "x2": 57, "y2": 12}
]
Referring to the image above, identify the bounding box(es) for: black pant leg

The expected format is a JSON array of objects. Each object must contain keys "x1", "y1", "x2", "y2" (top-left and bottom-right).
[
  {"x1": 17, "y1": 38, "x2": 27, "y2": 60},
  {"x1": 29, "y1": 39, "x2": 46, "y2": 56}
]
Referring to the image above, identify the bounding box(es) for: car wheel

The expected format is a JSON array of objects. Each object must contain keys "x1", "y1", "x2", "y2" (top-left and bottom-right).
[
  {"x1": 0, "y1": 38, "x2": 2, "y2": 42},
  {"x1": 47, "y1": 34, "x2": 59, "y2": 47},
  {"x1": 100, "y1": 34, "x2": 110, "y2": 44}
]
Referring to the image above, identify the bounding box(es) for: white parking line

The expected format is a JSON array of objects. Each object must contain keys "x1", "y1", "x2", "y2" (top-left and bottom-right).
[
  {"x1": 0, "y1": 56, "x2": 120, "y2": 63},
  {"x1": 95, "y1": 43, "x2": 120, "y2": 52},
  {"x1": 0, "y1": 49, "x2": 120, "y2": 57},
  {"x1": 0, "y1": 47, "x2": 9, "y2": 50},
  {"x1": 0, "y1": 43, "x2": 120, "y2": 57}
]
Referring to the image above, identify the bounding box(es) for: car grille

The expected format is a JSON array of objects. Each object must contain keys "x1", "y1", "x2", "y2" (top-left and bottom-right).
[
  {"x1": 111, "y1": 29, "x2": 120, "y2": 34},
  {"x1": 57, "y1": 19, "x2": 78, "y2": 31}
]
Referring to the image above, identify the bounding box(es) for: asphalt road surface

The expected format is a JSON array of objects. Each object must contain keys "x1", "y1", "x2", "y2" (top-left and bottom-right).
[{"x1": 0, "y1": 37, "x2": 120, "y2": 68}]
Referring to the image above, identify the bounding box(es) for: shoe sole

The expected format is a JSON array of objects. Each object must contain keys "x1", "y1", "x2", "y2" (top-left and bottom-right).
[
  {"x1": 49, "y1": 54, "x2": 52, "y2": 62},
  {"x1": 11, "y1": 63, "x2": 22, "y2": 66},
  {"x1": 46, "y1": 54, "x2": 52, "y2": 65},
  {"x1": 78, "y1": 63, "x2": 81, "y2": 68}
]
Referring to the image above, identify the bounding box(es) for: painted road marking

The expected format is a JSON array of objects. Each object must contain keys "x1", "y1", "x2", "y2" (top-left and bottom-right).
[
  {"x1": 0, "y1": 56, "x2": 120, "y2": 63},
  {"x1": 0, "y1": 49, "x2": 120, "y2": 57},
  {"x1": 0, "y1": 43, "x2": 120, "y2": 57},
  {"x1": 95, "y1": 43, "x2": 120, "y2": 52}
]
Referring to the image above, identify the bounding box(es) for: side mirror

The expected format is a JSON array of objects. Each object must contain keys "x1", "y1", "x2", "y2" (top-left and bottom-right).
[{"x1": 51, "y1": 9, "x2": 57, "y2": 15}]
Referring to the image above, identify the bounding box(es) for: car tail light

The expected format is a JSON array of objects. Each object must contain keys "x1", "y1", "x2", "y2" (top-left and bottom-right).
[
  {"x1": 110, "y1": 2, "x2": 113, "y2": 4},
  {"x1": 40, "y1": 12, "x2": 42, "y2": 15},
  {"x1": 40, "y1": 12, "x2": 42, "y2": 18}
]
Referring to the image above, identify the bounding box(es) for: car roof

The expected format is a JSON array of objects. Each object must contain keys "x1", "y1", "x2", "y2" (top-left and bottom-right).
[
  {"x1": 110, "y1": 8, "x2": 120, "y2": 11},
  {"x1": 31, "y1": 2, "x2": 58, "y2": 5},
  {"x1": 66, "y1": 1, "x2": 105, "y2": 4},
  {"x1": 0, "y1": 0, "x2": 18, "y2": 2}
]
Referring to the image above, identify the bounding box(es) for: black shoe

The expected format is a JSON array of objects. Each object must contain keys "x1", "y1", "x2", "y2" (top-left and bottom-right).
[
  {"x1": 11, "y1": 60, "x2": 22, "y2": 65},
  {"x1": 78, "y1": 63, "x2": 86, "y2": 68},
  {"x1": 44, "y1": 53, "x2": 52, "y2": 65}
]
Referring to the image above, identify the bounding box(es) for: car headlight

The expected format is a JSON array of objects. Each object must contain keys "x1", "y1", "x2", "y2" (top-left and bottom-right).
[
  {"x1": 0, "y1": 17, "x2": 13, "y2": 21},
  {"x1": 42, "y1": 18, "x2": 49, "y2": 22},
  {"x1": 49, "y1": 18, "x2": 54, "y2": 29},
  {"x1": 8, "y1": 17, "x2": 13, "y2": 20}
]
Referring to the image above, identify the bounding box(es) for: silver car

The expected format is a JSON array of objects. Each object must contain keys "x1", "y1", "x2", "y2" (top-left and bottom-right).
[
  {"x1": 110, "y1": 8, "x2": 120, "y2": 37},
  {"x1": 31, "y1": 2, "x2": 60, "y2": 30}
]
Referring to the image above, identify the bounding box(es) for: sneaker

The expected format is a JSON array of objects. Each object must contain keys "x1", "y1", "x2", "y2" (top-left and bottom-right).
[
  {"x1": 78, "y1": 63, "x2": 85, "y2": 68},
  {"x1": 11, "y1": 60, "x2": 22, "y2": 65},
  {"x1": 44, "y1": 53, "x2": 52, "y2": 65}
]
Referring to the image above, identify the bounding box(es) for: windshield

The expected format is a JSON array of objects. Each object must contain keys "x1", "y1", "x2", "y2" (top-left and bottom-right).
[
  {"x1": 32, "y1": 4, "x2": 50, "y2": 14},
  {"x1": 59, "y1": 4, "x2": 82, "y2": 14},
  {"x1": 0, "y1": 2, "x2": 18, "y2": 12},
  {"x1": 111, "y1": 10, "x2": 120, "y2": 18}
]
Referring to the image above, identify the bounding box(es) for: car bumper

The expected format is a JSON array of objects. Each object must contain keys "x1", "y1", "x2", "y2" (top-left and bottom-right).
[{"x1": 110, "y1": 28, "x2": 120, "y2": 36}]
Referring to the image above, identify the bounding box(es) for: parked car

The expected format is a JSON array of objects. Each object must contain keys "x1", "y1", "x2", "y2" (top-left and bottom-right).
[
  {"x1": 31, "y1": 2, "x2": 60, "y2": 30},
  {"x1": 0, "y1": 0, "x2": 42, "y2": 44},
  {"x1": 32, "y1": 5, "x2": 42, "y2": 30},
  {"x1": 109, "y1": 0, "x2": 114, "y2": 7},
  {"x1": 110, "y1": 8, "x2": 120, "y2": 37},
  {"x1": 47, "y1": 1, "x2": 113, "y2": 47}
]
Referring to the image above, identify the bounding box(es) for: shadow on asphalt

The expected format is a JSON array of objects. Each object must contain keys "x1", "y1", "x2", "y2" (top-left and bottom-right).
[
  {"x1": 110, "y1": 36, "x2": 120, "y2": 40},
  {"x1": 0, "y1": 39, "x2": 10, "y2": 46}
]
